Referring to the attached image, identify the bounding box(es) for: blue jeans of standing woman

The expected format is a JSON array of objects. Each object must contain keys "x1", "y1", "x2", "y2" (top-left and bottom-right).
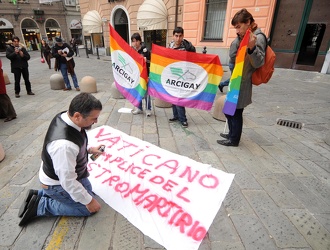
[
  {"x1": 137, "y1": 95, "x2": 151, "y2": 111},
  {"x1": 37, "y1": 178, "x2": 95, "y2": 217},
  {"x1": 59, "y1": 62, "x2": 79, "y2": 89}
]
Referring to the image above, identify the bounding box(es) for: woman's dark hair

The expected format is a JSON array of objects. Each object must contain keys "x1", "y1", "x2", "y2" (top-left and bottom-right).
[
  {"x1": 68, "y1": 93, "x2": 102, "y2": 118},
  {"x1": 131, "y1": 33, "x2": 142, "y2": 42},
  {"x1": 173, "y1": 27, "x2": 184, "y2": 35},
  {"x1": 231, "y1": 8, "x2": 258, "y2": 32}
]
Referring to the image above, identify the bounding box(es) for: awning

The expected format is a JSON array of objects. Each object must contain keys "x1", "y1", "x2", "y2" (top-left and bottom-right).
[
  {"x1": 0, "y1": 18, "x2": 13, "y2": 29},
  {"x1": 82, "y1": 10, "x2": 102, "y2": 33},
  {"x1": 70, "y1": 19, "x2": 82, "y2": 29},
  {"x1": 137, "y1": 0, "x2": 167, "y2": 30}
]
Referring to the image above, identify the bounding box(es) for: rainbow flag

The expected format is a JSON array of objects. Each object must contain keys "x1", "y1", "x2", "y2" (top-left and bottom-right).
[
  {"x1": 109, "y1": 24, "x2": 148, "y2": 107},
  {"x1": 148, "y1": 44, "x2": 223, "y2": 111},
  {"x1": 222, "y1": 29, "x2": 251, "y2": 115}
]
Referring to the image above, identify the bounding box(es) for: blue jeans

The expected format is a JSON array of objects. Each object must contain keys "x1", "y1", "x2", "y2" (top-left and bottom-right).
[
  {"x1": 138, "y1": 95, "x2": 151, "y2": 110},
  {"x1": 172, "y1": 105, "x2": 187, "y2": 122},
  {"x1": 37, "y1": 178, "x2": 95, "y2": 217},
  {"x1": 59, "y1": 63, "x2": 79, "y2": 89}
]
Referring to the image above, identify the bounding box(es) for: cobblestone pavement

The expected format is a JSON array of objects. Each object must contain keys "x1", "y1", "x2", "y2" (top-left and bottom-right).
[{"x1": 0, "y1": 50, "x2": 329, "y2": 250}]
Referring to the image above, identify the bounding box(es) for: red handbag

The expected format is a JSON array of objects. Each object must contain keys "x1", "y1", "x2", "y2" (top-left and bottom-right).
[{"x1": 41, "y1": 58, "x2": 45, "y2": 63}]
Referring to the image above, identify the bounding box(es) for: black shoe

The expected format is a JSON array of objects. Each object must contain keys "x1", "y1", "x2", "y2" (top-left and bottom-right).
[
  {"x1": 219, "y1": 85, "x2": 223, "y2": 93},
  {"x1": 4, "y1": 116, "x2": 16, "y2": 122},
  {"x1": 19, "y1": 195, "x2": 40, "y2": 227},
  {"x1": 220, "y1": 133, "x2": 229, "y2": 139},
  {"x1": 18, "y1": 189, "x2": 38, "y2": 218},
  {"x1": 27, "y1": 92, "x2": 35, "y2": 95},
  {"x1": 169, "y1": 117, "x2": 178, "y2": 122},
  {"x1": 181, "y1": 121, "x2": 188, "y2": 128},
  {"x1": 216, "y1": 139, "x2": 238, "y2": 147},
  {"x1": 15, "y1": 93, "x2": 20, "y2": 98}
]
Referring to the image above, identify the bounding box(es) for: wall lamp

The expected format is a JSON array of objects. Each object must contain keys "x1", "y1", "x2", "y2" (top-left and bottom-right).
[{"x1": 14, "y1": 7, "x2": 21, "y2": 21}]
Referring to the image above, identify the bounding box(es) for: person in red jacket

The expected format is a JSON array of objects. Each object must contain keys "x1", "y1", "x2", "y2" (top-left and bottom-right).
[{"x1": 0, "y1": 59, "x2": 17, "y2": 122}]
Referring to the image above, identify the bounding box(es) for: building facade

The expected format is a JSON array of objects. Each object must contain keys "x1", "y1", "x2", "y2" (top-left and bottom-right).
[
  {"x1": 79, "y1": 0, "x2": 277, "y2": 63},
  {"x1": 2, "y1": 0, "x2": 328, "y2": 72},
  {"x1": 0, "y1": 0, "x2": 82, "y2": 51},
  {"x1": 79, "y1": 0, "x2": 329, "y2": 73}
]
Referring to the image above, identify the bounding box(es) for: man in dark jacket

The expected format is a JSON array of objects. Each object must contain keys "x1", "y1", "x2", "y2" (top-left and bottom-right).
[
  {"x1": 6, "y1": 36, "x2": 34, "y2": 98},
  {"x1": 168, "y1": 27, "x2": 196, "y2": 128},
  {"x1": 52, "y1": 37, "x2": 80, "y2": 91}
]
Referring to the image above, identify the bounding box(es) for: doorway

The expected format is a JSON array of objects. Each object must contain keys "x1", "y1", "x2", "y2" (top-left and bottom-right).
[
  {"x1": 113, "y1": 9, "x2": 129, "y2": 43},
  {"x1": 270, "y1": 0, "x2": 329, "y2": 72},
  {"x1": 296, "y1": 23, "x2": 326, "y2": 66},
  {"x1": 45, "y1": 19, "x2": 61, "y2": 42},
  {"x1": 143, "y1": 30, "x2": 167, "y2": 51}
]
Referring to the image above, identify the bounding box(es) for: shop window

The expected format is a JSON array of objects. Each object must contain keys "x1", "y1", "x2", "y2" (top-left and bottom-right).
[
  {"x1": 45, "y1": 19, "x2": 61, "y2": 41},
  {"x1": 203, "y1": 0, "x2": 227, "y2": 41},
  {"x1": 65, "y1": 0, "x2": 76, "y2": 6},
  {"x1": 92, "y1": 33, "x2": 104, "y2": 47}
]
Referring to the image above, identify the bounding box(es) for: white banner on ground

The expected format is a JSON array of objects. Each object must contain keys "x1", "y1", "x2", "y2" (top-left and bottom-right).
[{"x1": 87, "y1": 125, "x2": 234, "y2": 250}]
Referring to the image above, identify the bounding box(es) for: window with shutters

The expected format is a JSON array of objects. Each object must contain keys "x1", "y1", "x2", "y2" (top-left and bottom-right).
[{"x1": 203, "y1": 0, "x2": 228, "y2": 41}]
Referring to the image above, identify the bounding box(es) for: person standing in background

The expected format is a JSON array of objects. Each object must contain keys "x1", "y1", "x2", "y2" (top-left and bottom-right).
[
  {"x1": 130, "y1": 33, "x2": 152, "y2": 116},
  {"x1": 168, "y1": 27, "x2": 196, "y2": 128},
  {"x1": 41, "y1": 39, "x2": 52, "y2": 69},
  {"x1": 70, "y1": 37, "x2": 78, "y2": 57},
  {"x1": 0, "y1": 58, "x2": 17, "y2": 122},
  {"x1": 52, "y1": 37, "x2": 80, "y2": 91},
  {"x1": 6, "y1": 36, "x2": 35, "y2": 98}
]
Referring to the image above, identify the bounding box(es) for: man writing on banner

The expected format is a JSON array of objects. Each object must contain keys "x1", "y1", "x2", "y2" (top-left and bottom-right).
[
  {"x1": 18, "y1": 93, "x2": 104, "y2": 226},
  {"x1": 168, "y1": 27, "x2": 196, "y2": 128}
]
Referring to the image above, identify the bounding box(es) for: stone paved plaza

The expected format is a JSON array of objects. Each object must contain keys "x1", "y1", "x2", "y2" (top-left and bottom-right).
[{"x1": 0, "y1": 50, "x2": 329, "y2": 250}]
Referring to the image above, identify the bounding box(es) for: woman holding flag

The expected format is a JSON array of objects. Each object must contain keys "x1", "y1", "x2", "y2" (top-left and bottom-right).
[{"x1": 217, "y1": 8, "x2": 267, "y2": 147}]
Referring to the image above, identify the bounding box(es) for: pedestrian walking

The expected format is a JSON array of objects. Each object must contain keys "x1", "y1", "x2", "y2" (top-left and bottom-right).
[{"x1": 41, "y1": 39, "x2": 52, "y2": 69}]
